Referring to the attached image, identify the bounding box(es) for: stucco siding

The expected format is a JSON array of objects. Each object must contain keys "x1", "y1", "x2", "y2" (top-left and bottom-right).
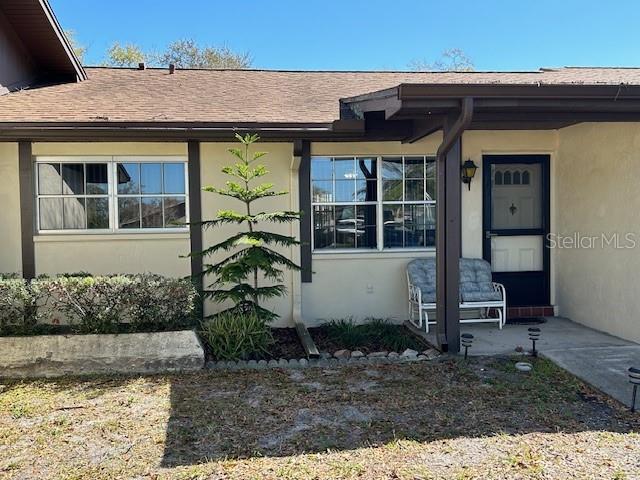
[
  {"x1": 0, "y1": 142, "x2": 22, "y2": 274},
  {"x1": 200, "y1": 142, "x2": 297, "y2": 327},
  {"x1": 31, "y1": 142, "x2": 190, "y2": 278},
  {"x1": 556, "y1": 123, "x2": 640, "y2": 343}
]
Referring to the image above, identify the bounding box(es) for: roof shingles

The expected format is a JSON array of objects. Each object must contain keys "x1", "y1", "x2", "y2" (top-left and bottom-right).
[{"x1": 1, "y1": 67, "x2": 640, "y2": 124}]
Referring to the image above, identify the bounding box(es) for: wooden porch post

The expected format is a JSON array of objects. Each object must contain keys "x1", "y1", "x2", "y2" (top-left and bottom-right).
[{"x1": 436, "y1": 99, "x2": 473, "y2": 353}]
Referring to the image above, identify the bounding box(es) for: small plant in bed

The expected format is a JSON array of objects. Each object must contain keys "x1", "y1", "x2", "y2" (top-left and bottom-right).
[
  {"x1": 311, "y1": 318, "x2": 428, "y2": 354},
  {"x1": 199, "y1": 309, "x2": 274, "y2": 361}
]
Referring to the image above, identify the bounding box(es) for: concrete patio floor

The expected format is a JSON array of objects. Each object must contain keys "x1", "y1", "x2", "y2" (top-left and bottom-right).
[{"x1": 422, "y1": 317, "x2": 640, "y2": 408}]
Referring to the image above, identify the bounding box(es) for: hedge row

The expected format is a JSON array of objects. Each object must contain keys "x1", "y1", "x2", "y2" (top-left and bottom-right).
[{"x1": 0, "y1": 273, "x2": 198, "y2": 336}]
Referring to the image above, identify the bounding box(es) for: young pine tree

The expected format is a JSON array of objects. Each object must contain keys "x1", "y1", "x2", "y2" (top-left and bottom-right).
[{"x1": 196, "y1": 133, "x2": 301, "y2": 320}]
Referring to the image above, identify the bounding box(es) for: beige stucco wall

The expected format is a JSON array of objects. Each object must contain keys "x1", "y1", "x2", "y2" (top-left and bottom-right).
[
  {"x1": 200, "y1": 142, "x2": 297, "y2": 327},
  {"x1": 0, "y1": 142, "x2": 22, "y2": 274},
  {"x1": 303, "y1": 131, "x2": 559, "y2": 324},
  {"x1": 31, "y1": 142, "x2": 190, "y2": 278},
  {"x1": 556, "y1": 123, "x2": 640, "y2": 343}
]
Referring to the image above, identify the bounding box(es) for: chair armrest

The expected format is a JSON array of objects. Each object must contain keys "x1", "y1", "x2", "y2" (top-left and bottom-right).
[
  {"x1": 492, "y1": 282, "x2": 506, "y2": 300},
  {"x1": 408, "y1": 282, "x2": 422, "y2": 303}
]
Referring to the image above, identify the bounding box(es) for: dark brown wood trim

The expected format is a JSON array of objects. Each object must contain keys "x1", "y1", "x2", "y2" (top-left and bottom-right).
[
  {"x1": 187, "y1": 141, "x2": 203, "y2": 293},
  {"x1": 298, "y1": 140, "x2": 312, "y2": 283},
  {"x1": 435, "y1": 101, "x2": 472, "y2": 353},
  {"x1": 398, "y1": 83, "x2": 640, "y2": 99},
  {"x1": 18, "y1": 141, "x2": 35, "y2": 279}
]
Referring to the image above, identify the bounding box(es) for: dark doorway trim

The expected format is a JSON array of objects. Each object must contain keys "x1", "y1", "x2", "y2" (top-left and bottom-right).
[
  {"x1": 18, "y1": 141, "x2": 35, "y2": 279},
  {"x1": 188, "y1": 141, "x2": 203, "y2": 292},
  {"x1": 482, "y1": 154, "x2": 551, "y2": 306},
  {"x1": 297, "y1": 140, "x2": 312, "y2": 283}
]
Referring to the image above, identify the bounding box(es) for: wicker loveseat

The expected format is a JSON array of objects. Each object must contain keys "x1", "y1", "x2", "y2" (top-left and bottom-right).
[{"x1": 407, "y1": 257, "x2": 506, "y2": 333}]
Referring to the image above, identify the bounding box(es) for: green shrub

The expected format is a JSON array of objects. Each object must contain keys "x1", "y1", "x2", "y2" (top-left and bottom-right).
[
  {"x1": 0, "y1": 277, "x2": 43, "y2": 335},
  {"x1": 125, "y1": 274, "x2": 198, "y2": 331},
  {"x1": 0, "y1": 274, "x2": 198, "y2": 336},
  {"x1": 325, "y1": 318, "x2": 367, "y2": 350},
  {"x1": 38, "y1": 276, "x2": 129, "y2": 334},
  {"x1": 324, "y1": 318, "x2": 424, "y2": 352},
  {"x1": 199, "y1": 309, "x2": 273, "y2": 360}
]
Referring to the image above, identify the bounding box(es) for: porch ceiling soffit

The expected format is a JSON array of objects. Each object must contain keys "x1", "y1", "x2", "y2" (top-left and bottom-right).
[
  {"x1": 1, "y1": 0, "x2": 86, "y2": 82},
  {"x1": 340, "y1": 83, "x2": 640, "y2": 139}
]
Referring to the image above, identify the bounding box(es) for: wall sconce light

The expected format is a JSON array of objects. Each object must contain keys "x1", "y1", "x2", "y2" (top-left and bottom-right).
[{"x1": 461, "y1": 159, "x2": 478, "y2": 191}]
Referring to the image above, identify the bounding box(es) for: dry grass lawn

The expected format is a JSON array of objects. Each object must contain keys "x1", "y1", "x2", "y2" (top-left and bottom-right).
[{"x1": 0, "y1": 357, "x2": 638, "y2": 479}]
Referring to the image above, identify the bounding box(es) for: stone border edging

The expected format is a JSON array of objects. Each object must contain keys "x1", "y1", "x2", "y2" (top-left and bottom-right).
[{"x1": 205, "y1": 348, "x2": 441, "y2": 371}]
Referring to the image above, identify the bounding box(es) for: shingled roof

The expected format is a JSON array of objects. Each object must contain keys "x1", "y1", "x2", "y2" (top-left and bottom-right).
[{"x1": 1, "y1": 66, "x2": 640, "y2": 124}]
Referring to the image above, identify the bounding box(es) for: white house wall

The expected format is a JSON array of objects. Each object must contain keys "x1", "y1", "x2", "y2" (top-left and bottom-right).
[
  {"x1": 556, "y1": 123, "x2": 640, "y2": 343},
  {"x1": 0, "y1": 142, "x2": 22, "y2": 274},
  {"x1": 0, "y1": 128, "x2": 635, "y2": 343}
]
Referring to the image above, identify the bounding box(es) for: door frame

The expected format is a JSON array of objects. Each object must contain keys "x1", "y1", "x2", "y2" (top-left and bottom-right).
[{"x1": 482, "y1": 154, "x2": 551, "y2": 306}]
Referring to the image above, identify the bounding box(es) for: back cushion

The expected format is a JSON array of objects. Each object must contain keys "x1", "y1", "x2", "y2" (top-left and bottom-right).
[
  {"x1": 409, "y1": 257, "x2": 500, "y2": 303},
  {"x1": 407, "y1": 258, "x2": 436, "y2": 302}
]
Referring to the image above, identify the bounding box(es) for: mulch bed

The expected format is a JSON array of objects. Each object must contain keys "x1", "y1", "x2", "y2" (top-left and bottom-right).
[
  {"x1": 309, "y1": 324, "x2": 430, "y2": 354},
  {"x1": 267, "y1": 328, "x2": 306, "y2": 360}
]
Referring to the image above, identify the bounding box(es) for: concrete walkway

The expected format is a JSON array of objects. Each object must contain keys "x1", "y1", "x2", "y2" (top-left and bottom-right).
[{"x1": 423, "y1": 317, "x2": 640, "y2": 408}]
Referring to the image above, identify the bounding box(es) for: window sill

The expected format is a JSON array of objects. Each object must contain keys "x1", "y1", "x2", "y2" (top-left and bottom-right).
[
  {"x1": 33, "y1": 232, "x2": 190, "y2": 243},
  {"x1": 312, "y1": 248, "x2": 435, "y2": 260}
]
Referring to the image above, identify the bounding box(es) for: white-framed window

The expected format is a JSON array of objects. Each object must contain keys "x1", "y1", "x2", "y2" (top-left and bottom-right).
[
  {"x1": 311, "y1": 155, "x2": 436, "y2": 252},
  {"x1": 35, "y1": 156, "x2": 189, "y2": 234}
]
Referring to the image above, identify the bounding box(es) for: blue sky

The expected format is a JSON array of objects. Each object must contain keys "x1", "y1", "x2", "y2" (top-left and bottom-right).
[{"x1": 51, "y1": 0, "x2": 640, "y2": 71}]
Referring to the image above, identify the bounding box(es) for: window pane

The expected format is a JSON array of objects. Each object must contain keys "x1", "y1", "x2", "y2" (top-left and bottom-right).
[
  {"x1": 38, "y1": 163, "x2": 62, "y2": 195},
  {"x1": 335, "y1": 205, "x2": 356, "y2": 248},
  {"x1": 383, "y1": 180, "x2": 402, "y2": 201},
  {"x1": 334, "y1": 158, "x2": 356, "y2": 180},
  {"x1": 63, "y1": 197, "x2": 86, "y2": 229},
  {"x1": 312, "y1": 180, "x2": 333, "y2": 203},
  {"x1": 404, "y1": 204, "x2": 425, "y2": 247},
  {"x1": 311, "y1": 157, "x2": 332, "y2": 180},
  {"x1": 405, "y1": 157, "x2": 424, "y2": 179},
  {"x1": 383, "y1": 204, "x2": 404, "y2": 248},
  {"x1": 355, "y1": 157, "x2": 376, "y2": 179},
  {"x1": 335, "y1": 179, "x2": 356, "y2": 202},
  {"x1": 117, "y1": 163, "x2": 140, "y2": 194},
  {"x1": 425, "y1": 205, "x2": 436, "y2": 247},
  {"x1": 405, "y1": 179, "x2": 424, "y2": 201},
  {"x1": 355, "y1": 179, "x2": 377, "y2": 202},
  {"x1": 118, "y1": 197, "x2": 140, "y2": 228},
  {"x1": 141, "y1": 197, "x2": 163, "y2": 228},
  {"x1": 39, "y1": 198, "x2": 63, "y2": 230},
  {"x1": 164, "y1": 196, "x2": 187, "y2": 227},
  {"x1": 382, "y1": 157, "x2": 403, "y2": 179},
  {"x1": 356, "y1": 205, "x2": 377, "y2": 249},
  {"x1": 163, "y1": 163, "x2": 185, "y2": 194},
  {"x1": 86, "y1": 164, "x2": 108, "y2": 194},
  {"x1": 491, "y1": 163, "x2": 542, "y2": 230},
  {"x1": 62, "y1": 164, "x2": 84, "y2": 195},
  {"x1": 86, "y1": 198, "x2": 109, "y2": 229},
  {"x1": 426, "y1": 160, "x2": 436, "y2": 201},
  {"x1": 141, "y1": 163, "x2": 162, "y2": 194},
  {"x1": 313, "y1": 205, "x2": 334, "y2": 249}
]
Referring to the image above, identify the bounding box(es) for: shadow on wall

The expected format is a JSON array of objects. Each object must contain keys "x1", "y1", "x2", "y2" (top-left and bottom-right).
[{"x1": 160, "y1": 357, "x2": 639, "y2": 466}]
